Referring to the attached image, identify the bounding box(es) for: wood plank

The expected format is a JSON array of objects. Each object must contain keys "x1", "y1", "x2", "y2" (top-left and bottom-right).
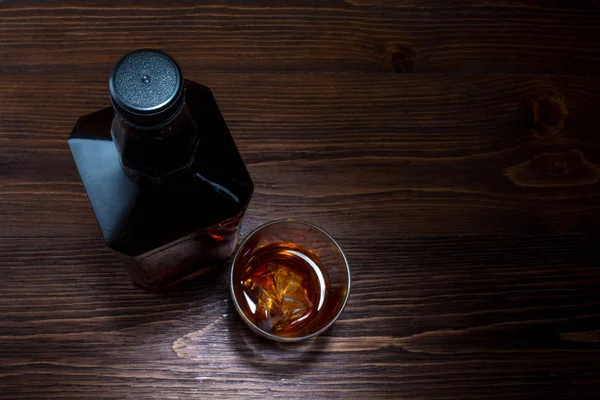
[
  {"x1": 2, "y1": 1, "x2": 600, "y2": 399},
  {"x1": 1, "y1": 1, "x2": 599, "y2": 75},
  {"x1": 2, "y1": 71, "x2": 600, "y2": 236},
  {"x1": 0, "y1": 235, "x2": 599, "y2": 399}
]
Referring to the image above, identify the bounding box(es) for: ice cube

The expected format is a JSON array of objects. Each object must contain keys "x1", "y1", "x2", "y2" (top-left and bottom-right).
[
  {"x1": 273, "y1": 266, "x2": 302, "y2": 301},
  {"x1": 279, "y1": 294, "x2": 311, "y2": 326},
  {"x1": 243, "y1": 262, "x2": 312, "y2": 332}
]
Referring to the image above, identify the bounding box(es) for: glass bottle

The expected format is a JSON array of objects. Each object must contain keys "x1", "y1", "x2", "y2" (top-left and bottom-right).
[{"x1": 68, "y1": 49, "x2": 254, "y2": 292}]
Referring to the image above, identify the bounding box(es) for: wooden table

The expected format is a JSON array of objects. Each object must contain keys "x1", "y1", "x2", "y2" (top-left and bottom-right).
[{"x1": 2, "y1": 1, "x2": 600, "y2": 399}]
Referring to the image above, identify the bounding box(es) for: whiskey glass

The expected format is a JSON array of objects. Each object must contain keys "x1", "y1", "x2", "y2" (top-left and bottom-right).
[{"x1": 230, "y1": 219, "x2": 351, "y2": 342}]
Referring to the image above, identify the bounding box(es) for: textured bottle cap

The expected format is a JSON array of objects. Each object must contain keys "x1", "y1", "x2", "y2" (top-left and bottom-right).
[{"x1": 109, "y1": 49, "x2": 184, "y2": 127}]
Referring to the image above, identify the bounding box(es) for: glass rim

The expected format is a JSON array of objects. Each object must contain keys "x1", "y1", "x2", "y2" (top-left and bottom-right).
[{"x1": 229, "y1": 218, "x2": 351, "y2": 342}]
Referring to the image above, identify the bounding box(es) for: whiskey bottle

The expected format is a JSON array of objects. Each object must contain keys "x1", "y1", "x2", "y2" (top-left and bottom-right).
[{"x1": 68, "y1": 49, "x2": 254, "y2": 292}]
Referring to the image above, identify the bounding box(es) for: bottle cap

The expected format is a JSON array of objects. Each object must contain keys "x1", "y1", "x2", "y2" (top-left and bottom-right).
[{"x1": 109, "y1": 49, "x2": 184, "y2": 127}]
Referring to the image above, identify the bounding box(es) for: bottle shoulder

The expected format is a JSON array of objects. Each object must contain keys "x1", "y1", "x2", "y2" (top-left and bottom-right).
[
  {"x1": 69, "y1": 107, "x2": 114, "y2": 141},
  {"x1": 185, "y1": 80, "x2": 254, "y2": 199}
]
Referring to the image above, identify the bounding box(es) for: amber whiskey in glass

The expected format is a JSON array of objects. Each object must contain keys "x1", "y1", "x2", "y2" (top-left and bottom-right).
[
  {"x1": 231, "y1": 220, "x2": 350, "y2": 341},
  {"x1": 68, "y1": 49, "x2": 253, "y2": 292},
  {"x1": 239, "y1": 242, "x2": 331, "y2": 334}
]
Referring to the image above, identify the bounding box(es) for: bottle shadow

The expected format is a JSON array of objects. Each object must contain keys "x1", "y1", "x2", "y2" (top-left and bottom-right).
[{"x1": 93, "y1": 261, "x2": 232, "y2": 332}]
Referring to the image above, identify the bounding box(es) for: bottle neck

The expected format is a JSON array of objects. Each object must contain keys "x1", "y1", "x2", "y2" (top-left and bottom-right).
[{"x1": 111, "y1": 103, "x2": 200, "y2": 184}]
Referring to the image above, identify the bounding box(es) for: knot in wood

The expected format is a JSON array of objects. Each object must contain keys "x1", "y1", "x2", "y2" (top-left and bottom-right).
[{"x1": 528, "y1": 92, "x2": 568, "y2": 136}]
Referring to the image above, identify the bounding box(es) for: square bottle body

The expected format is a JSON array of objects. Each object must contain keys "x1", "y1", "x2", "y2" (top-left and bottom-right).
[{"x1": 69, "y1": 80, "x2": 254, "y2": 291}]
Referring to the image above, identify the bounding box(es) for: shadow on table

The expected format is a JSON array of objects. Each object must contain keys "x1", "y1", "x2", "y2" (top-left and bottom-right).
[
  {"x1": 226, "y1": 301, "x2": 331, "y2": 373},
  {"x1": 89, "y1": 260, "x2": 232, "y2": 331}
]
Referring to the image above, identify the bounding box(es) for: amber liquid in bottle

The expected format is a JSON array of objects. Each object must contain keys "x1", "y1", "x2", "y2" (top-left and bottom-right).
[
  {"x1": 239, "y1": 243, "x2": 331, "y2": 335},
  {"x1": 68, "y1": 50, "x2": 253, "y2": 292}
]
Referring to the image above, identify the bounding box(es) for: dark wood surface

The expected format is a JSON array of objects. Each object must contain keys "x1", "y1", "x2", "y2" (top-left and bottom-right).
[{"x1": 1, "y1": 1, "x2": 600, "y2": 399}]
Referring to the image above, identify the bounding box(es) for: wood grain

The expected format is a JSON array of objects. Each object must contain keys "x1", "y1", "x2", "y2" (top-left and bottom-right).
[
  {"x1": 1, "y1": 1, "x2": 600, "y2": 75},
  {"x1": 1, "y1": 235, "x2": 600, "y2": 399},
  {"x1": 2, "y1": 1, "x2": 600, "y2": 399}
]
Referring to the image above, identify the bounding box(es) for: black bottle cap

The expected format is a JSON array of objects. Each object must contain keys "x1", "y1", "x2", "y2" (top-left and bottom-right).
[{"x1": 109, "y1": 49, "x2": 184, "y2": 128}]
